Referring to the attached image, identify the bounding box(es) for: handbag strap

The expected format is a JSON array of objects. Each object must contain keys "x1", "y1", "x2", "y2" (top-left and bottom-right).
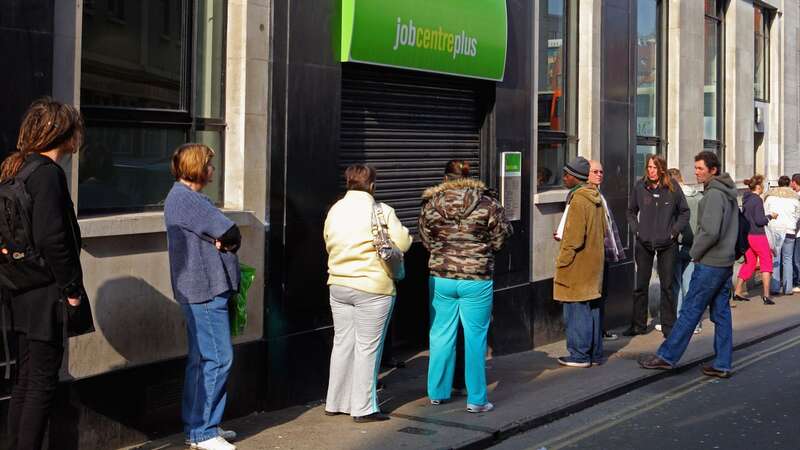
[{"x1": 371, "y1": 202, "x2": 390, "y2": 244}]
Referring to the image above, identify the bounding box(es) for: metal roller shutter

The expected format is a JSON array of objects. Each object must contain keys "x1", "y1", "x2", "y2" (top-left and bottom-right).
[{"x1": 339, "y1": 64, "x2": 486, "y2": 233}]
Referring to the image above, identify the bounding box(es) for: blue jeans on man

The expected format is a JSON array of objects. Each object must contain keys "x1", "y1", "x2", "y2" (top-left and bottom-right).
[
  {"x1": 771, "y1": 235, "x2": 796, "y2": 294},
  {"x1": 794, "y1": 237, "x2": 800, "y2": 287},
  {"x1": 563, "y1": 300, "x2": 603, "y2": 364},
  {"x1": 181, "y1": 293, "x2": 234, "y2": 443},
  {"x1": 657, "y1": 264, "x2": 733, "y2": 371}
]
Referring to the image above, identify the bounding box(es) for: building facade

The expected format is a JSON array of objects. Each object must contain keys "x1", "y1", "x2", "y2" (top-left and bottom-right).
[{"x1": 1, "y1": 1, "x2": 799, "y2": 448}]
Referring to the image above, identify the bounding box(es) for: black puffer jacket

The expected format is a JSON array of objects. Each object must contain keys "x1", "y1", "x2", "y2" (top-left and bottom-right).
[
  {"x1": 10, "y1": 154, "x2": 84, "y2": 342},
  {"x1": 627, "y1": 178, "x2": 690, "y2": 249}
]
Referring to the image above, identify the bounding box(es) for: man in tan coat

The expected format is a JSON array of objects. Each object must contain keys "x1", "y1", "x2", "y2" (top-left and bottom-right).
[{"x1": 554, "y1": 157, "x2": 607, "y2": 368}]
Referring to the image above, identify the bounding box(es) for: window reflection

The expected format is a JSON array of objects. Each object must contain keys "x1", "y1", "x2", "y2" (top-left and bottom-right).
[
  {"x1": 754, "y1": 7, "x2": 768, "y2": 101},
  {"x1": 636, "y1": 0, "x2": 658, "y2": 137},
  {"x1": 704, "y1": 5, "x2": 720, "y2": 142},
  {"x1": 81, "y1": 0, "x2": 186, "y2": 109},
  {"x1": 538, "y1": 0, "x2": 566, "y2": 131}
]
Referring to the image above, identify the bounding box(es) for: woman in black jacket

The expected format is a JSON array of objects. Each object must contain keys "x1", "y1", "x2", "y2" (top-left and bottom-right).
[
  {"x1": 0, "y1": 98, "x2": 89, "y2": 450},
  {"x1": 625, "y1": 155, "x2": 690, "y2": 338}
]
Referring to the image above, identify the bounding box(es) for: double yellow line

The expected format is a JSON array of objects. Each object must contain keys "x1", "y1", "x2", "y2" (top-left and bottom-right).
[{"x1": 530, "y1": 332, "x2": 800, "y2": 450}]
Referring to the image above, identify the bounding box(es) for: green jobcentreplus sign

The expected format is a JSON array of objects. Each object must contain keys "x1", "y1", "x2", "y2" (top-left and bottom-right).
[{"x1": 340, "y1": 0, "x2": 508, "y2": 81}]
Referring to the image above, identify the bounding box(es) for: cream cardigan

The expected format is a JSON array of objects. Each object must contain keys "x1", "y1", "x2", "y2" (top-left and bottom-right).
[{"x1": 324, "y1": 190, "x2": 412, "y2": 295}]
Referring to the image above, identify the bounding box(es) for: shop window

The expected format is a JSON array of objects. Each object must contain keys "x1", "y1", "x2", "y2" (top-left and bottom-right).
[
  {"x1": 79, "y1": 0, "x2": 226, "y2": 214},
  {"x1": 754, "y1": 6, "x2": 770, "y2": 102},
  {"x1": 537, "y1": 0, "x2": 577, "y2": 190},
  {"x1": 704, "y1": 0, "x2": 723, "y2": 155}
]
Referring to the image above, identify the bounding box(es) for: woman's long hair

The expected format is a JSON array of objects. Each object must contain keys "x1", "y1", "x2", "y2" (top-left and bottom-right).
[
  {"x1": 0, "y1": 97, "x2": 84, "y2": 181},
  {"x1": 642, "y1": 154, "x2": 673, "y2": 192}
]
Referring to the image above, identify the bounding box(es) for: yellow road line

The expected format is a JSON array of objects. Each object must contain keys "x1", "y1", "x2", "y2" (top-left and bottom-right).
[{"x1": 530, "y1": 333, "x2": 800, "y2": 450}]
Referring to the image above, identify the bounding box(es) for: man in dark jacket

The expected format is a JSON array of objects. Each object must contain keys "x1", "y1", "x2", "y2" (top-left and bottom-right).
[
  {"x1": 639, "y1": 151, "x2": 738, "y2": 378},
  {"x1": 625, "y1": 155, "x2": 690, "y2": 338}
]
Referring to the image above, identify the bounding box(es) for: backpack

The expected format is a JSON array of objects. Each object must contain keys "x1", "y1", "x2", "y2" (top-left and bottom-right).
[
  {"x1": 0, "y1": 158, "x2": 55, "y2": 291},
  {"x1": 735, "y1": 207, "x2": 751, "y2": 261}
]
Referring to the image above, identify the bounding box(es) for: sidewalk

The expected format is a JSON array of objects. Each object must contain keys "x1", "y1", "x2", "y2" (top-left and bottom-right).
[{"x1": 129, "y1": 293, "x2": 800, "y2": 450}]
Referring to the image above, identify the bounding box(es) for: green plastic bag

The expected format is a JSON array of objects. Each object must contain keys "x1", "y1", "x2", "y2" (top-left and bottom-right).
[{"x1": 230, "y1": 263, "x2": 256, "y2": 336}]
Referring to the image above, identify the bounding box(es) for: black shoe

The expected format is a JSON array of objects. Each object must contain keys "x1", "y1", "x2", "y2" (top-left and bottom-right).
[
  {"x1": 380, "y1": 358, "x2": 406, "y2": 369},
  {"x1": 762, "y1": 296, "x2": 775, "y2": 305},
  {"x1": 376, "y1": 381, "x2": 386, "y2": 391},
  {"x1": 732, "y1": 293, "x2": 750, "y2": 302},
  {"x1": 701, "y1": 365, "x2": 731, "y2": 379},
  {"x1": 353, "y1": 412, "x2": 390, "y2": 423},
  {"x1": 622, "y1": 327, "x2": 647, "y2": 337},
  {"x1": 324, "y1": 410, "x2": 345, "y2": 416}
]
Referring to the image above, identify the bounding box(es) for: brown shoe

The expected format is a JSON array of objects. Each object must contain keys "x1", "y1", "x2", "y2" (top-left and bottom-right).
[
  {"x1": 701, "y1": 365, "x2": 731, "y2": 379},
  {"x1": 638, "y1": 354, "x2": 672, "y2": 370}
]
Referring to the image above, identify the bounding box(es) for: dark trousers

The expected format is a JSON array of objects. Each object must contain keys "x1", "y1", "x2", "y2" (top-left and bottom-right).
[
  {"x1": 632, "y1": 241, "x2": 677, "y2": 337},
  {"x1": 8, "y1": 333, "x2": 64, "y2": 450}
]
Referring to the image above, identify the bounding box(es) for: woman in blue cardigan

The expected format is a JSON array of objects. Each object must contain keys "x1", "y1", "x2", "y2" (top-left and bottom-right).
[{"x1": 164, "y1": 144, "x2": 241, "y2": 450}]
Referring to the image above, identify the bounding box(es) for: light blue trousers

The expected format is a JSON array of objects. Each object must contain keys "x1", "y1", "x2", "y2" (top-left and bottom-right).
[{"x1": 427, "y1": 277, "x2": 493, "y2": 406}]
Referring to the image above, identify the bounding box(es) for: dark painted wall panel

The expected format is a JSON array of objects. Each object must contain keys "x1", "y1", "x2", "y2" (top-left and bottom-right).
[{"x1": 0, "y1": 0, "x2": 53, "y2": 162}]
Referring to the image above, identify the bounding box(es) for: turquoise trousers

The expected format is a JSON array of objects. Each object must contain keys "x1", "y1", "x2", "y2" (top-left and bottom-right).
[{"x1": 427, "y1": 276, "x2": 493, "y2": 406}]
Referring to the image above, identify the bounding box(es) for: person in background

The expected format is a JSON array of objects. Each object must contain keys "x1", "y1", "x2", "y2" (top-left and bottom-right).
[
  {"x1": 165, "y1": 144, "x2": 241, "y2": 450},
  {"x1": 626, "y1": 155, "x2": 690, "y2": 338},
  {"x1": 553, "y1": 157, "x2": 606, "y2": 368},
  {"x1": 764, "y1": 176, "x2": 800, "y2": 295},
  {"x1": 667, "y1": 168, "x2": 702, "y2": 334},
  {"x1": 323, "y1": 165, "x2": 412, "y2": 423},
  {"x1": 639, "y1": 151, "x2": 738, "y2": 378},
  {"x1": 420, "y1": 160, "x2": 512, "y2": 413},
  {"x1": 791, "y1": 174, "x2": 800, "y2": 289},
  {"x1": 732, "y1": 175, "x2": 778, "y2": 305},
  {"x1": 588, "y1": 160, "x2": 625, "y2": 342},
  {"x1": 2, "y1": 98, "x2": 90, "y2": 450}
]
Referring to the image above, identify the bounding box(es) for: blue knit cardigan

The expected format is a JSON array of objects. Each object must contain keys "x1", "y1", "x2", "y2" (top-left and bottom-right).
[{"x1": 164, "y1": 182, "x2": 240, "y2": 304}]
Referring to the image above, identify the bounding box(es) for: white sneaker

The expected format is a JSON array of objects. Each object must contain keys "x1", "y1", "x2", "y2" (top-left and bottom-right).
[
  {"x1": 694, "y1": 326, "x2": 702, "y2": 334},
  {"x1": 190, "y1": 436, "x2": 236, "y2": 450},
  {"x1": 793, "y1": 287, "x2": 800, "y2": 294},
  {"x1": 186, "y1": 429, "x2": 237, "y2": 446},
  {"x1": 466, "y1": 402, "x2": 494, "y2": 413},
  {"x1": 655, "y1": 324, "x2": 662, "y2": 332}
]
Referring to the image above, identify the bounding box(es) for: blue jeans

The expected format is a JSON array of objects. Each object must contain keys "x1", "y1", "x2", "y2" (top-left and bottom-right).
[
  {"x1": 794, "y1": 237, "x2": 800, "y2": 286},
  {"x1": 562, "y1": 300, "x2": 603, "y2": 364},
  {"x1": 772, "y1": 235, "x2": 796, "y2": 294},
  {"x1": 672, "y1": 255, "x2": 695, "y2": 318},
  {"x1": 428, "y1": 277, "x2": 493, "y2": 406},
  {"x1": 181, "y1": 293, "x2": 234, "y2": 443},
  {"x1": 657, "y1": 264, "x2": 733, "y2": 371}
]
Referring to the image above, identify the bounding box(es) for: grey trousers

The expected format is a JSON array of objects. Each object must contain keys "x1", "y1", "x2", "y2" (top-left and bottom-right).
[{"x1": 325, "y1": 285, "x2": 394, "y2": 417}]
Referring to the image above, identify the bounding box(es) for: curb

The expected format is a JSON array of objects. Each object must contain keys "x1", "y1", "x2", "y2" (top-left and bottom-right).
[{"x1": 451, "y1": 321, "x2": 800, "y2": 450}]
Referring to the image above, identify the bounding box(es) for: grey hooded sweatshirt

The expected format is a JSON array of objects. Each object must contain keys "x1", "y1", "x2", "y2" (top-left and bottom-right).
[{"x1": 689, "y1": 173, "x2": 739, "y2": 268}]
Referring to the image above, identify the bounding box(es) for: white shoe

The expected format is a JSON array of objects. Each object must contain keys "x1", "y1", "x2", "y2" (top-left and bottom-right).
[
  {"x1": 186, "y1": 429, "x2": 237, "y2": 446},
  {"x1": 693, "y1": 326, "x2": 702, "y2": 334},
  {"x1": 793, "y1": 287, "x2": 800, "y2": 294},
  {"x1": 654, "y1": 324, "x2": 662, "y2": 332},
  {"x1": 466, "y1": 402, "x2": 494, "y2": 413},
  {"x1": 190, "y1": 436, "x2": 236, "y2": 450}
]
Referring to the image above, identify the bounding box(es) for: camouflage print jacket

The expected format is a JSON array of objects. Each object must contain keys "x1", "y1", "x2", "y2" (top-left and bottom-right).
[{"x1": 419, "y1": 178, "x2": 513, "y2": 280}]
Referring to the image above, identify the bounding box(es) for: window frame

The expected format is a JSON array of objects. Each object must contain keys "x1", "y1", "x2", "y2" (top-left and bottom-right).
[
  {"x1": 79, "y1": 0, "x2": 228, "y2": 215},
  {"x1": 635, "y1": 0, "x2": 665, "y2": 158},
  {"x1": 753, "y1": 3, "x2": 771, "y2": 103},
  {"x1": 536, "y1": 0, "x2": 578, "y2": 192},
  {"x1": 703, "y1": 0, "x2": 724, "y2": 157}
]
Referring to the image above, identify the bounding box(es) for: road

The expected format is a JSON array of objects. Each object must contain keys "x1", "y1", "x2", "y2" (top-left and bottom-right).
[{"x1": 492, "y1": 326, "x2": 800, "y2": 450}]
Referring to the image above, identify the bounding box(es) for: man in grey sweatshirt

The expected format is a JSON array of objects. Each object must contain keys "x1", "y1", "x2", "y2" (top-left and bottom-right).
[{"x1": 639, "y1": 151, "x2": 738, "y2": 378}]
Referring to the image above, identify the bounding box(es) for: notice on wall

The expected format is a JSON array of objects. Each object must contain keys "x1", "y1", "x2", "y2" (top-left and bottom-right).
[{"x1": 501, "y1": 152, "x2": 522, "y2": 221}]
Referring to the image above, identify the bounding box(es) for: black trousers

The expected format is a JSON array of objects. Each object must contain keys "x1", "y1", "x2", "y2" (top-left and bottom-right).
[
  {"x1": 632, "y1": 240, "x2": 677, "y2": 337},
  {"x1": 8, "y1": 333, "x2": 64, "y2": 450}
]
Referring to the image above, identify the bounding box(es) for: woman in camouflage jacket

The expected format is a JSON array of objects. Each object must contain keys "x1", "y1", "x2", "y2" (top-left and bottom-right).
[{"x1": 419, "y1": 160, "x2": 512, "y2": 413}]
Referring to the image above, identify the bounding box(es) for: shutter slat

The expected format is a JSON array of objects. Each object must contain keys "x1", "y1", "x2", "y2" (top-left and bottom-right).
[{"x1": 339, "y1": 64, "x2": 484, "y2": 231}]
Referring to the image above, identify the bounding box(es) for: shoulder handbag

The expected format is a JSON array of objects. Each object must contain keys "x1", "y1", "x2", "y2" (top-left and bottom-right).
[{"x1": 371, "y1": 202, "x2": 405, "y2": 281}]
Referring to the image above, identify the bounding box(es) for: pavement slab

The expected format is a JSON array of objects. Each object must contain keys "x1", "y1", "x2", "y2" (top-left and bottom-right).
[{"x1": 126, "y1": 293, "x2": 800, "y2": 450}]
